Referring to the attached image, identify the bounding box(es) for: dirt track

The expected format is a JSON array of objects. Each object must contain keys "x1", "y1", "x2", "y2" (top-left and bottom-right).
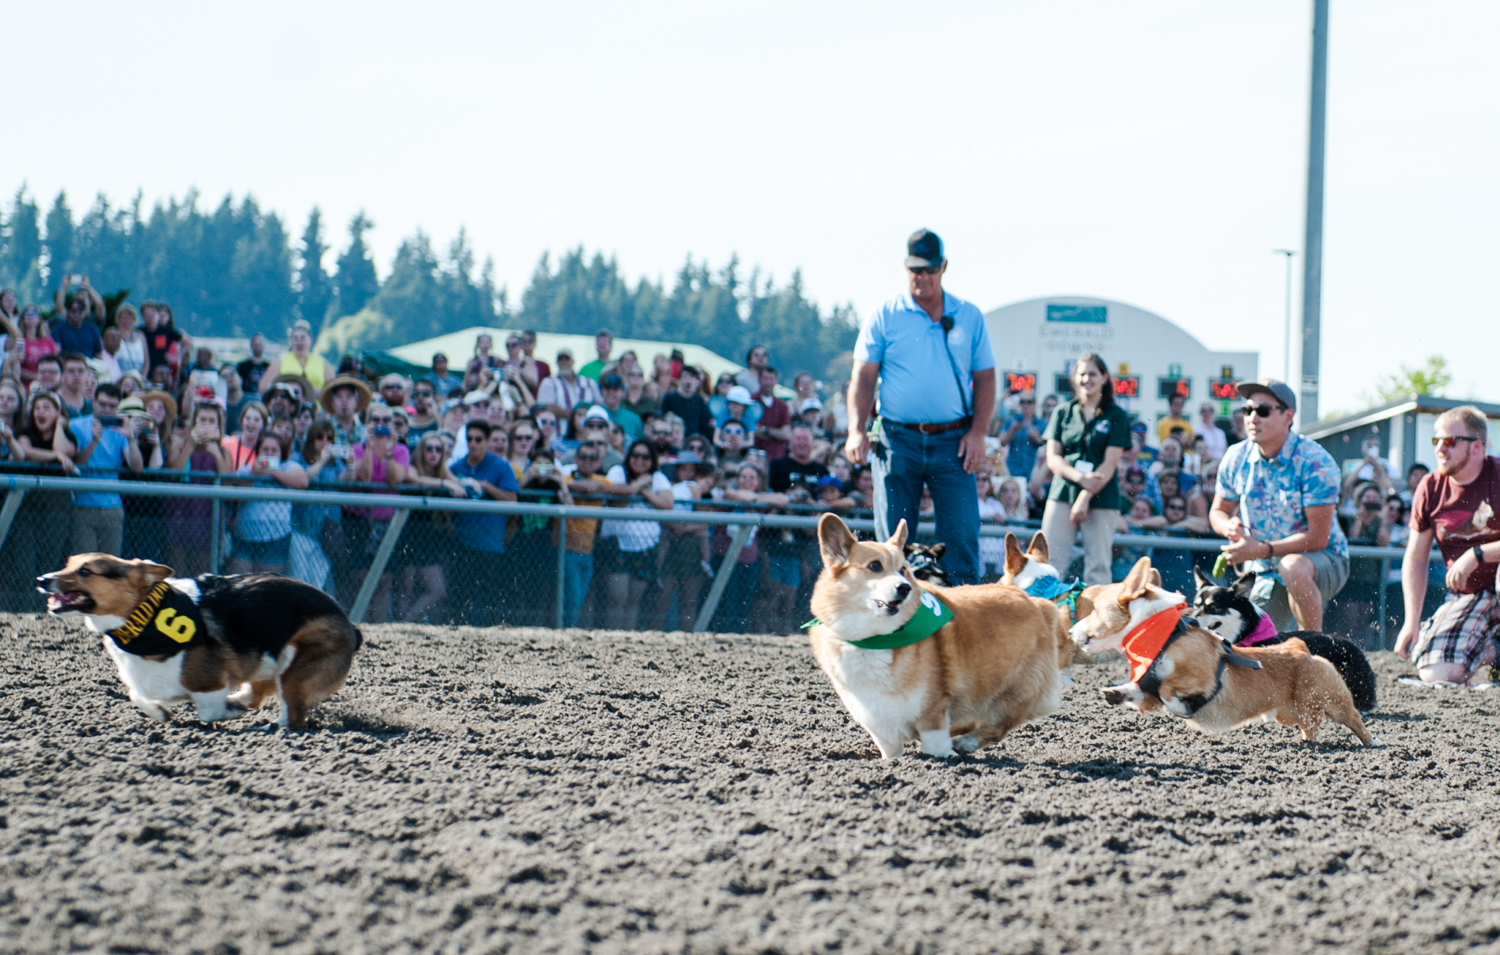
[{"x1": 3, "y1": 612, "x2": 1500, "y2": 954}]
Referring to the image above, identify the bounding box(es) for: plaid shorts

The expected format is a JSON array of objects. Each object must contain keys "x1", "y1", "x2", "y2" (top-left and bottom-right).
[{"x1": 1413, "y1": 591, "x2": 1500, "y2": 674}]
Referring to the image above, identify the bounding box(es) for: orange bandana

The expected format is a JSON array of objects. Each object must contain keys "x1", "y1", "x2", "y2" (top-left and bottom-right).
[{"x1": 1121, "y1": 604, "x2": 1186, "y2": 683}]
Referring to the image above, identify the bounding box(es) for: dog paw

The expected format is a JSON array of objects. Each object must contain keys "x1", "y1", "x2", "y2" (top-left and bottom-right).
[
  {"x1": 1367, "y1": 736, "x2": 1384, "y2": 748},
  {"x1": 1101, "y1": 688, "x2": 1126, "y2": 706},
  {"x1": 132, "y1": 698, "x2": 169, "y2": 721},
  {"x1": 953, "y1": 735, "x2": 980, "y2": 755}
]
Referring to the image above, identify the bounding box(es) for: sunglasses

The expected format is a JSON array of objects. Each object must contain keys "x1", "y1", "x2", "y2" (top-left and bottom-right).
[
  {"x1": 369, "y1": 417, "x2": 394, "y2": 425},
  {"x1": 1432, "y1": 435, "x2": 1480, "y2": 449},
  {"x1": 513, "y1": 433, "x2": 535, "y2": 441},
  {"x1": 629, "y1": 451, "x2": 652, "y2": 459},
  {"x1": 1019, "y1": 399, "x2": 1034, "y2": 405},
  {"x1": 908, "y1": 265, "x2": 941, "y2": 275},
  {"x1": 1240, "y1": 403, "x2": 1286, "y2": 418},
  {"x1": 414, "y1": 390, "x2": 434, "y2": 397}
]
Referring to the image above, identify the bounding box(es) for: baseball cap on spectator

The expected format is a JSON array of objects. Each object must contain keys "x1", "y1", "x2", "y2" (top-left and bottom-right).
[
  {"x1": 557, "y1": 348, "x2": 573, "y2": 360},
  {"x1": 905, "y1": 229, "x2": 944, "y2": 269},
  {"x1": 801, "y1": 398, "x2": 823, "y2": 412},
  {"x1": 462, "y1": 390, "x2": 491, "y2": 406},
  {"x1": 601, "y1": 374, "x2": 625, "y2": 390},
  {"x1": 432, "y1": 351, "x2": 448, "y2": 362},
  {"x1": 819, "y1": 474, "x2": 845, "y2": 492},
  {"x1": 379, "y1": 373, "x2": 407, "y2": 389},
  {"x1": 1236, "y1": 379, "x2": 1297, "y2": 411},
  {"x1": 291, "y1": 318, "x2": 313, "y2": 334},
  {"x1": 583, "y1": 404, "x2": 611, "y2": 424},
  {"x1": 726, "y1": 385, "x2": 753, "y2": 406},
  {"x1": 1130, "y1": 421, "x2": 1149, "y2": 435}
]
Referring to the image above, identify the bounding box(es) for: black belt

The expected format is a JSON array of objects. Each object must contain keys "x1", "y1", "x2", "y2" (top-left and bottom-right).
[{"x1": 892, "y1": 417, "x2": 972, "y2": 435}]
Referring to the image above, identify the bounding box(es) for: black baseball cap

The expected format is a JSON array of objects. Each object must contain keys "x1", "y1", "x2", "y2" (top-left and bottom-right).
[
  {"x1": 906, "y1": 229, "x2": 944, "y2": 269},
  {"x1": 601, "y1": 374, "x2": 625, "y2": 390},
  {"x1": 1236, "y1": 378, "x2": 1297, "y2": 412}
]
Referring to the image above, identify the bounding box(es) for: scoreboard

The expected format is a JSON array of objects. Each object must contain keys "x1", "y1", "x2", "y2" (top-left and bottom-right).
[
  {"x1": 1209, "y1": 378, "x2": 1240, "y2": 400},
  {"x1": 1157, "y1": 377, "x2": 1191, "y2": 399},
  {"x1": 1004, "y1": 372, "x2": 1037, "y2": 394},
  {"x1": 1113, "y1": 375, "x2": 1140, "y2": 398}
]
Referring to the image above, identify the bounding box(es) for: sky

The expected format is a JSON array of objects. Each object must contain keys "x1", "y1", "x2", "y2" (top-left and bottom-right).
[{"x1": 5, "y1": 1, "x2": 1497, "y2": 416}]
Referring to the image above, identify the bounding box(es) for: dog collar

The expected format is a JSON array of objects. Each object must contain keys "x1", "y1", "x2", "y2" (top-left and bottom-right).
[
  {"x1": 802, "y1": 590, "x2": 955, "y2": 650},
  {"x1": 1024, "y1": 576, "x2": 1086, "y2": 622},
  {"x1": 106, "y1": 581, "x2": 207, "y2": 656},
  {"x1": 1238, "y1": 612, "x2": 1279, "y2": 647}
]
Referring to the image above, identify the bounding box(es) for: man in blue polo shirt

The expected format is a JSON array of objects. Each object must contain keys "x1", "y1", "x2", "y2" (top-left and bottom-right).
[
  {"x1": 845, "y1": 229, "x2": 996, "y2": 584},
  {"x1": 62, "y1": 383, "x2": 144, "y2": 555},
  {"x1": 450, "y1": 419, "x2": 519, "y2": 626}
]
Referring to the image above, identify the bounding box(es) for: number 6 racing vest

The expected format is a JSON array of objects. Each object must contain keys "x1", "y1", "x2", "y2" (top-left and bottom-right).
[{"x1": 106, "y1": 581, "x2": 208, "y2": 656}]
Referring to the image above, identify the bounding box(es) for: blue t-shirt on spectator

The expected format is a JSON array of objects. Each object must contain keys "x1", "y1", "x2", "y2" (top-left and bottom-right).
[
  {"x1": 67, "y1": 416, "x2": 132, "y2": 509},
  {"x1": 450, "y1": 451, "x2": 519, "y2": 553},
  {"x1": 52, "y1": 322, "x2": 103, "y2": 358}
]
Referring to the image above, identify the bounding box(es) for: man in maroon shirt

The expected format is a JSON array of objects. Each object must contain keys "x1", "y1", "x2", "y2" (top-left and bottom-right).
[
  {"x1": 751, "y1": 366, "x2": 792, "y2": 460},
  {"x1": 1396, "y1": 406, "x2": 1500, "y2": 684}
]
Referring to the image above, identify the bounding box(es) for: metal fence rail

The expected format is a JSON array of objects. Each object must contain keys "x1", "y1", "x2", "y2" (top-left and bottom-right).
[{"x1": 0, "y1": 474, "x2": 1438, "y2": 648}]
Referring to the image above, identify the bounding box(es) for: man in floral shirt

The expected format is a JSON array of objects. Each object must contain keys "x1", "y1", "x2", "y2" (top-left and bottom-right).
[{"x1": 1210, "y1": 379, "x2": 1348, "y2": 630}]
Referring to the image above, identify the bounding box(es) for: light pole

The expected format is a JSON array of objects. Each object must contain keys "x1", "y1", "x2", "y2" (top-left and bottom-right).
[{"x1": 1273, "y1": 249, "x2": 1296, "y2": 381}]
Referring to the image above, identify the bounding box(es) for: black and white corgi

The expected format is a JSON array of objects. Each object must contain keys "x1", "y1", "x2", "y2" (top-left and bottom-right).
[
  {"x1": 902, "y1": 541, "x2": 952, "y2": 587},
  {"x1": 39, "y1": 553, "x2": 362, "y2": 729},
  {"x1": 1191, "y1": 567, "x2": 1377, "y2": 712}
]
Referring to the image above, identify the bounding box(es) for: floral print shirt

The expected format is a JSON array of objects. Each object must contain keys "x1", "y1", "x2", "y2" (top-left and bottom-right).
[{"x1": 1216, "y1": 430, "x2": 1348, "y2": 571}]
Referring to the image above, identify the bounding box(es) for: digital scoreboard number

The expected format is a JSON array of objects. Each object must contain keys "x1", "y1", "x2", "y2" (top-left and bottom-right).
[
  {"x1": 1005, "y1": 372, "x2": 1036, "y2": 394},
  {"x1": 1157, "y1": 377, "x2": 1191, "y2": 399},
  {"x1": 1113, "y1": 375, "x2": 1140, "y2": 398},
  {"x1": 1209, "y1": 379, "x2": 1239, "y2": 400}
]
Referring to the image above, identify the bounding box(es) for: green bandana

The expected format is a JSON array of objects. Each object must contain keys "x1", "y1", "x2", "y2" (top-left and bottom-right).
[{"x1": 803, "y1": 590, "x2": 955, "y2": 650}]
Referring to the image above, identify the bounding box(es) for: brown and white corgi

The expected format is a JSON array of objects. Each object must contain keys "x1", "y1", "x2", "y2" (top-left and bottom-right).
[
  {"x1": 38, "y1": 554, "x2": 362, "y2": 730},
  {"x1": 1071, "y1": 556, "x2": 1377, "y2": 746},
  {"x1": 805, "y1": 514, "x2": 1070, "y2": 759},
  {"x1": 998, "y1": 531, "x2": 1106, "y2": 628}
]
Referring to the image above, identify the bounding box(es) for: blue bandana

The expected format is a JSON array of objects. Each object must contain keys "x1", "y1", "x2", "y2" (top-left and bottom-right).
[{"x1": 1024, "y1": 575, "x2": 1087, "y2": 622}]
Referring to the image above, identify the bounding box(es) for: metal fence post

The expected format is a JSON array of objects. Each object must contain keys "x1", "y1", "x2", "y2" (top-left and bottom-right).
[
  {"x1": 0, "y1": 490, "x2": 27, "y2": 551},
  {"x1": 350, "y1": 510, "x2": 408, "y2": 624},
  {"x1": 1376, "y1": 558, "x2": 1389, "y2": 651},
  {"x1": 555, "y1": 516, "x2": 567, "y2": 629},
  {"x1": 209, "y1": 502, "x2": 220, "y2": 574},
  {"x1": 694, "y1": 523, "x2": 754, "y2": 633}
]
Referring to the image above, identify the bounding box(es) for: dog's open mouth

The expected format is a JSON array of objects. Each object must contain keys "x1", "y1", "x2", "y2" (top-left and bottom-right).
[
  {"x1": 874, "y1": 599, "x2": 903, "y2": 616},
  {"x1": 44, "y1": 590, "x2": 94, "y2": 613}
]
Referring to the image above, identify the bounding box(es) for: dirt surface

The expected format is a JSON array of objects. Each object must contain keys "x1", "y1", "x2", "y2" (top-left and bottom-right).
[{"x1": 3, "y1": 612, "x2": 1500, "y2": 954}]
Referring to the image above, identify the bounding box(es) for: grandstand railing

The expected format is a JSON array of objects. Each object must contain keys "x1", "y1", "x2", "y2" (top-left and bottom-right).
[{"x1": 0, "y1": 474, "x2": 1434, "y2": 649}]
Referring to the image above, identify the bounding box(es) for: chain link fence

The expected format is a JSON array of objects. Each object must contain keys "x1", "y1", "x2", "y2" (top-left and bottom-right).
[{"x1": 0, "y1": 469, "x2": 1438, "y2": 648}]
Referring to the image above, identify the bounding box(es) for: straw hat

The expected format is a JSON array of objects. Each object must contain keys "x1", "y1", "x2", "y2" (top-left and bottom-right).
[
  {"x1": 261, "y1": 372, "x2": 315, "y2": 404},
  {"x1": 140, "y1": 389, "x2": 179, "y2": 426},
  {"x1": 319, "y1": 376, "x2": 372, "y2": 415}
]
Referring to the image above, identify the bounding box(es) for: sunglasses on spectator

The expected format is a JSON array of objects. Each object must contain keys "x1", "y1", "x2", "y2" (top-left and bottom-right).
[
  {"x1": 369, "y1": 416, "x2": 394, "y2": 425},
  {"x1": 908, "y1": 265, "x2": 941, "y2": 275},
  {"x1": 576, "y1": 451, "x2": 599, "y2": 460},
  {"x1": 414, "y1": 389, "x2": 434, "y2": 397},
  {"x1": 1432, "y1": 435, "x2": 1479, "y2": 449},
  {"x1": 1019, "y1": 399, "x2": 1034, "y2": 405},
  {"x1": 629, "y1": 451, "x2": 652, "y2": 459},
  {"x1": 422, "y1": 444, "x2": 443, "y2": 454},
  {"x1": 513, "y1": 432, "x2": 535, "y2": 441},
  {"x1": 1240, "y1": 403, "x2": 1286, "y2": 418},
  {"x1": 1165, "y1": 503, "x2": 1186, "y2": 511}
]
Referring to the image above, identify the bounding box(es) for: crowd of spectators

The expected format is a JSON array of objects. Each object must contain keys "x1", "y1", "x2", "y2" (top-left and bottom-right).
[{"x1": 0, "y1": 278, "x2": 1421, "y2": 639}]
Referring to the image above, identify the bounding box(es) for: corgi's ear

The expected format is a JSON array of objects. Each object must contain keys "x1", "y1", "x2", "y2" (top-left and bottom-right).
[
  {"x1": 887, "y1": 518, "x2": 908, "y2": 551},
  {"x1": 1026, "y1": 531, "x2": 1050, "y2": 562},
  {"x1": 927, "y1": 542, "x2": 945, "y2": 560},
  {"x1": 1148, "y1": 568, "x2": 1162, "y2": 588},
  {"x1": 1232, "y1": 571, "x2": 1257, "y2": 599},
  {"x1": 132, "y1": 559, "x2": 175, "y2": 585},
  {"x1": 1193, "y1": 566, "x2": 1212, "y2": 590},
  {"x1": 818, "y1": 513, "x2": 857, "y2": 568},
  {"x1": 1004, "y1": 533, "x2": 1026, "y2": 578},
  {"x1": 1119, "y1": 557, "x2": 1155, "y2": 602}
]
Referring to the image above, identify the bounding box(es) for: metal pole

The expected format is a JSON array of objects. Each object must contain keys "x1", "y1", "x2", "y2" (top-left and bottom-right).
[
  {"x1": 209, "y1": 500, "x2": 220, "y2": 574},
  {"x1": 694, "y1": 524, "x2": 753, "y2": 633},
  {"x1": 1299, "y1": 0, "x2": 1329, "y2": 423},
  {"x1": 555, "y1": 517, "x2": 567, "y2": 629},
  {"x1": 350, "y1": 510, "x2": 408, "y2": 624},
  {"x1": 1376, "y1": 558, "x2": 1389, "y2": 651},
  {"x1": 1273, "y1": 249, "x2": 1296, "y2": 381},
  {"x1": 0, "y1": 490, "x2": 27, "y2": 552}
]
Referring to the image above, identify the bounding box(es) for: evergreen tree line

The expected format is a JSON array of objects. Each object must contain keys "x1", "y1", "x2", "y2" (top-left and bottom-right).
[{"x1": 0, "y1": 186, "x2": 858, "y2": 379}]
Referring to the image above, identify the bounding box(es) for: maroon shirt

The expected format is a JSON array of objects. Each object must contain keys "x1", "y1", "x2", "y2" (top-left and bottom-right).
[
  {"x1": 753, "y1": 391, "x2": 791, "y2": 460},
  {"x1": 1411, "y1": 455, "x2": 1500, "y2": 594}
]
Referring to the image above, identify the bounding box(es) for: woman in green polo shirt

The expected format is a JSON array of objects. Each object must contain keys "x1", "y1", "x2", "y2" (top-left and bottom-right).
[{"x1": 1042, "y1": 353, "x2": 1131, "y2": 584}]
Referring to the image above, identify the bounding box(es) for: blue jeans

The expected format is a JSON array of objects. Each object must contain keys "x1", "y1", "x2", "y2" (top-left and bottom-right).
[
  {"x1": 883, "y1": 426, "x2": 980, "y2": 585},
  {"x1": 563, "y1": 550, "x2": 593, "y2": 628}
]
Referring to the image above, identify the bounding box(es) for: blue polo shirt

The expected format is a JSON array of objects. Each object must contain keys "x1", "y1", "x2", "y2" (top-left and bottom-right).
[
  {"x1": 450, "y1": 451, "x2": 519, "y2": 553},
  {"x1": 854, "y1": 291, "x2": 994, "y2": 424},
  {"x1": 67, "y1": 416, "x2": 132, "y2": 509}
]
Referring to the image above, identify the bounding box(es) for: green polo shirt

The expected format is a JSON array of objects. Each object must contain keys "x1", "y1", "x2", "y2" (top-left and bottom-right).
[{"x1": 1044, "y1": 399, "x2": 1132, "y2": 511}]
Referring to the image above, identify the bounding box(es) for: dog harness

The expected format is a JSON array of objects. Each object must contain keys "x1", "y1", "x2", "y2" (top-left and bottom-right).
[
  {"x1": 802, "y1": 590, "x2": 955, "y2": 650},
  {"x1": 106, "y1": 582, "x2": 208, "y2": 656},
  {"x1": 1024, "y1": 575, "x2": 1087, "y2": 623},
  {"x1": 1123, "y1": 604, "x2": 1262, "y2": 716},
  {"x1": 1236, "y1": 612, "x2": 1280, "y2": 647}
]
